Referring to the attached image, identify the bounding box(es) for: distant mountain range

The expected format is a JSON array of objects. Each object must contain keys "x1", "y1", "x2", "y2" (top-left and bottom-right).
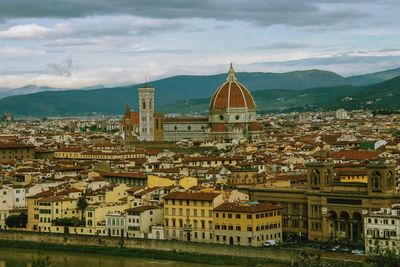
[
  {"x1": 0, "y1": 67, "x2": 400, "y2": 117},
  {"x1": 167, "y1": 76, "x2": 400, "y2": 113}
]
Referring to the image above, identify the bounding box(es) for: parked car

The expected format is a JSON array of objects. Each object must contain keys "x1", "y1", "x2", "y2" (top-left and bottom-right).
[
  {"x1": 351, "y1": 249, "x2": 365, "y2": 255},
  {"x1": 331, "y1": 245, "x2": 341, "y2": 252},
  {"x1": 340, "y1": 246, "x2": 352, "y2": 253},
  {"x1": 264, "y1": 240, "x2": 277, "y2": 247}
]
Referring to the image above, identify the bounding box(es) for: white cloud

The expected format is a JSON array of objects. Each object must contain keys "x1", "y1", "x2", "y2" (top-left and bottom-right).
[
  {"x1": 0, "y1": 23, "x2": 51, "y2": 39},
  {"x1": 0, "y1": 64, "x2": 171, "y2": 89},
  {"x1": 0, "y1": 46, "x2": 46, "y2": 57},
  {"x1": 0, "y1": 16, "x2": 194, "y2": 41}
]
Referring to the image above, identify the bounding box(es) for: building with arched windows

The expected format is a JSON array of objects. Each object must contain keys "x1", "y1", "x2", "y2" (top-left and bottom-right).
[
  {"x1": 240, "y1": 160, "x2": 400, "y2": 243},
  {"x1": 122, "y1": 64, "x2": 264, "y2": 143}
]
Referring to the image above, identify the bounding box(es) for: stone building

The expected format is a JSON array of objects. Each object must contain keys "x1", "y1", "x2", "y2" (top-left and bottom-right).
[
  {"x1": 364, "y1": 204, "x2": 400, "y2": 255},
  {"x1": 240, "y1": 160, "x2": 400, "y2": 243},
  {"x1": 0, "y1": 143, "x2": 35, "y2": 163}
]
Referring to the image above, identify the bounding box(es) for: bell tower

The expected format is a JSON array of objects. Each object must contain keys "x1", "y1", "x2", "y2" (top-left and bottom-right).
[{"x1": 138, "y1": 86, "x2": 155, "y2": 141}]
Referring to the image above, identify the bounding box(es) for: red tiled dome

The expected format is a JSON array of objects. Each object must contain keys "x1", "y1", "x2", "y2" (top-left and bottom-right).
[
  {"x1": 210, "y1": 65, "x2": 256, "y2": 111},
  {"x1": 248, "y1": 122, "x2": 264, "y2": 132},
  {"x1": 212, "y1": 123, "x2": 228, "y2": 133}
]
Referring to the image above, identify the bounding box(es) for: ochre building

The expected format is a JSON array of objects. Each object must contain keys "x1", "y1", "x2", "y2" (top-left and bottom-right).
[{"x1": 240, "y1": 160, "x2": 400, "y2": 243}]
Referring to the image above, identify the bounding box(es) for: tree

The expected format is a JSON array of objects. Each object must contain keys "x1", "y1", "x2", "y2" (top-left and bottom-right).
[
  {"x1": 298, "y1": 247, "x2": 400, "y2": 267},
  {"x1": 52, "y1": 217, "x2": 84, "y2": 227},
  {"x1": 368, "y1": 245, "x2": 400, "y2": 267},
  {"x1": 77, "y1": 196, "x2": 88, "y2": 224},
  {"x1": 5, "y1": 213, "x2": 27, "y2": 228}
]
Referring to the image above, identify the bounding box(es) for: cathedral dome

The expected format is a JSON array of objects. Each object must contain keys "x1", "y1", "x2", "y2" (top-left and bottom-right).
[{"x1": 209, "y1": 64, "x2": 256, "y2": 111}]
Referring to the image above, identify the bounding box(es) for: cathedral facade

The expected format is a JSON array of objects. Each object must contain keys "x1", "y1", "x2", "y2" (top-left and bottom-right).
[{"x1": 122, "y1": 65, "x2": 264, "y2": 143}]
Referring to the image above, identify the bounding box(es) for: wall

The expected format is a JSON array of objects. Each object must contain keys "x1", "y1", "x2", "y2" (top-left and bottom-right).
[{"x1": 0, "y1": 230, "x2": 300, "y2": 262}]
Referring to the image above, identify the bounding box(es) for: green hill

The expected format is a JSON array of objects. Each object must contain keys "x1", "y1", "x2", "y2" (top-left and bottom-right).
[
  {"x1": 0, "y1": 68, "x2": 400, "y2": 117},
  {"x1": 327, "y1": 76, "x2": 400, "y2": 111},
  {"x1": 163, "y1": 86, "x2": 362, "y2": 114},
  {"x1": 346, "y1": 67, "x2": 400, "y2": 86},
  {"x1": 165, "y1": 76, "x2": 400, "y2": 113},
  {"x1": 0, "y1": 69, "x2": 350, "y2": 117}
]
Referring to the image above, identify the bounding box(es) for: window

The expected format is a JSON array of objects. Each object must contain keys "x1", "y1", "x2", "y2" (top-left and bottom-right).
[{"x1": 247, "y1": 214, "x2": 252, "y2": 219}]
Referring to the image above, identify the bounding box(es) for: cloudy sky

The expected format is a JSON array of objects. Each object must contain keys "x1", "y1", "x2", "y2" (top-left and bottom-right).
[{"x1": 0, "y1": 0, "x2": 399, "y2": 90}]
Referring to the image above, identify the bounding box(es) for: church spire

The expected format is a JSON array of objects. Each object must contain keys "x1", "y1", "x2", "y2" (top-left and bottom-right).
[{"x1": 226, "y1": 62, "x2": 237, "y2": 82}]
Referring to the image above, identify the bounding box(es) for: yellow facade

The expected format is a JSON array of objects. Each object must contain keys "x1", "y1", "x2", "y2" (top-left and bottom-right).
[
  {"x1": 163, "y1": 192, "x2": 223, "y2": 243},
  {"x1": 26, "y1": 197, "x2": 39, "y2": 231},
  {"x1": 105, "y1": 184, "x2": 129, "y2": 203},
  {"x1": 178, "y1": 177, "x2": 198, "y2": 189},
  {"x1": 213, "y1": 202, "x2": 282, "y2": 246},
  {"x1": 185, "y1": 157, "x2": 240, "y2": 168},
  {"x1": 37, "y1": 197, "x2": 78, "y2": 231},
  {"x1": 148, "y1": 175, "x2": 198, "y2": 190},
  {"x1": 85, "y1": 203, "x2": 129, "y2": 227},
  {"x1": 148, "y1": 175, "x2": 175, "y2": 188},
  {"x1": 339, "y1": 174, "x2": 368, "y2": 183}
]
